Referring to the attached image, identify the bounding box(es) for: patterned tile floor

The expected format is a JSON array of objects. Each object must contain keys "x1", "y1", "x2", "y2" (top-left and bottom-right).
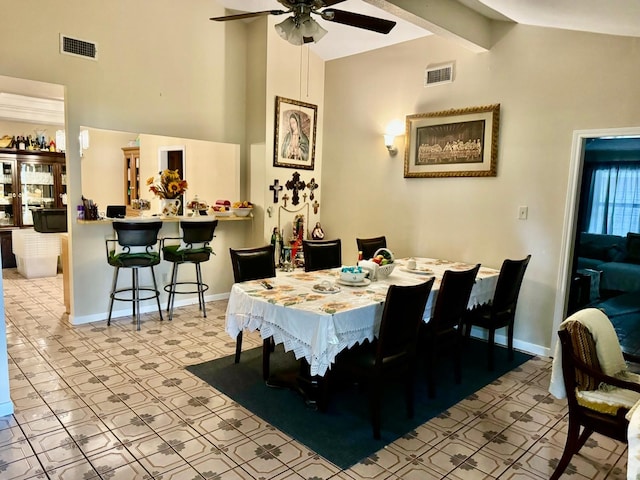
[{"x1": 0, "y1": 269, "x2": 630, "y2": 479}]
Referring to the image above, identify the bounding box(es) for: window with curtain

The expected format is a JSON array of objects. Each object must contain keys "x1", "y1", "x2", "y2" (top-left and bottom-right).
[{"x1": 586, "y1": 164, "x2": 640, "y2": 235}]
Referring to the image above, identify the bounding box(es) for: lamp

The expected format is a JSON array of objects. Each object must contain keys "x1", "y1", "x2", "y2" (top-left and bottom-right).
[
  {"x1": 384, "y1": 134, "x2": 397, "y2": 155},
  {"x1": 275, "y1": 14, "x2": 327, "y2": 46},
  {"x1": 384, "y1": 120, "x2": 405, "y2": 156}
]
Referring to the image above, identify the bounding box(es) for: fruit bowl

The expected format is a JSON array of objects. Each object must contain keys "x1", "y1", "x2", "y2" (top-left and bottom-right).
[
  {"x1": 231, "y1": 207, "x2": 253, "y2": 217},
  {"x1": 340, "y1": 266, "x2": 367, "y2": 283},
  {"x1": 211, "y1": 205, "x2": 233, "y2": 217}
]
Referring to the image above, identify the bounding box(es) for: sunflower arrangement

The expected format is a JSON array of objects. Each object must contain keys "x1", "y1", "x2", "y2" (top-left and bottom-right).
[{"x1": 147, "y1": 169, "x2": 188, "y2": 199}]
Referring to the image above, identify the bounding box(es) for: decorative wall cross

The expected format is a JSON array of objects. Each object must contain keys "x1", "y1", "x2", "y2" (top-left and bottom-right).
[
  {"x1": 269, "y1": 179, "x2": 283, "y2": 203},
  {"x1": 282, "y1": 193, "x2": 290, "y2": 207},
  {"x1": 285, "y1": 171, "x2": 306, "y2": 206},
  {"x1": 306, "y1": 178, "x2": 318, "y2": 200},
  {"x1": 312, "y1": 200, "x2": 320, "y2": 214}
]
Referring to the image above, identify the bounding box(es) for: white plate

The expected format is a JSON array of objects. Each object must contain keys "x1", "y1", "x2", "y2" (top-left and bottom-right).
[
  {"x1": 400, "y1": 267, "x2": 434, "y2": 275},
  {"x1": 337, "y1": 278, "x2": 371, "y2": 287},
  {"x1": 312, "y1": 283, "x2": 341, "y2": 294}
]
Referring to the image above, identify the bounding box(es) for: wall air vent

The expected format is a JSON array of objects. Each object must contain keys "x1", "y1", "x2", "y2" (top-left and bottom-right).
[
  {"x1": 424, "y1": 63, "x2": 454, "y2": 87},
  {"x1": 60, "y1": 34, "x2": 98, "y2": 60}
]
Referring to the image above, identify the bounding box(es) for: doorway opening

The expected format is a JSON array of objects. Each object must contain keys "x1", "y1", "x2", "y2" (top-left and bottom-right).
[
  {"x1": 555, "y1": 128, "x2": 640, "y2": 356},
  {"x1": 158, "y1": 146, "x2": 185, "y2": 215}
]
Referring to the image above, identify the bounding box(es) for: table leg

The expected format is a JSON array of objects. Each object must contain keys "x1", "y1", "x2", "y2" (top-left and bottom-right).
[{"x1": 265, "y1": 356, "x2": 327, "y2": 410}]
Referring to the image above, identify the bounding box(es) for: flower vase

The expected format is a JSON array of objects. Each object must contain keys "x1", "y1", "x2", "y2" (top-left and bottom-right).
[{"x1": 160, "y1": 198, "x2": 181, "y2": 216}]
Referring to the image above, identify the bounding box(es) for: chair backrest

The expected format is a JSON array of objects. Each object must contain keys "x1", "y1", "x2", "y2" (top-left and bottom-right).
[
  {"x1": 303, "y1": 239, "x2": 342, "y2": 272},
  {"x1": 376, "y1": 279, "x2": 434, "y2": 367},
  {"x1": 430, "y1": 264, "x2": 481, "y2": 332},
  {"x1": 356, "y1": 236, "x2": 387, "y2": 260},
  {"x1": 180, "y1": 219, "x2": 218, "y2": 244},
  {"x1": 491, "y1": 255, "x2": 531, "y2": 315},
  {"x1": 113, "y1": 220, "x2": 162, "y2": 247},
  {"x1": 559, "y1": 319, "x2": 603, "y2": 394},
  {"x1": 229, "y1": 245, "x2": 276, "y2": 282}
]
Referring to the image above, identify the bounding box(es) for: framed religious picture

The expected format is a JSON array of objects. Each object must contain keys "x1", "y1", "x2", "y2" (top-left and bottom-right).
[
  {"x1": 404, "y1": 104, "x2": 500, "y2": 178},
  {"x1": 273, "y1": 96, "x2": 317, "y2": 170}
]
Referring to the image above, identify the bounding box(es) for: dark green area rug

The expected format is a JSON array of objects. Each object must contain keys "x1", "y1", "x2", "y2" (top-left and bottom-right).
[{"x1": 186, "y1": 339, "x2": 532, "y2": 469}]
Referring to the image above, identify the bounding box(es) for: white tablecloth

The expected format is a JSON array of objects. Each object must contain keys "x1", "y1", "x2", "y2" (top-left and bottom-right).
[
  {"x1": 225, "y1": 257, "x2": 499, "y2": 377},
  {"x1": 628, "y1": 400, "x2": 640, "y2": 479}
]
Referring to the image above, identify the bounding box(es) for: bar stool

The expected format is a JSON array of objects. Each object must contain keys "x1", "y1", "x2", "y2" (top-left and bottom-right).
[
  {"x1": 105, "y1": 220, "x2": 164, "y2": 330},
  {"x1": 162, "y1": 219, "x2": 218, "y2": 321}
]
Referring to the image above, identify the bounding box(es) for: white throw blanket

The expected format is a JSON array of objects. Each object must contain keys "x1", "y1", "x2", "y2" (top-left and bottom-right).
[{"x1": 549, "y1": 308, "x2": 628, "y2": 399}]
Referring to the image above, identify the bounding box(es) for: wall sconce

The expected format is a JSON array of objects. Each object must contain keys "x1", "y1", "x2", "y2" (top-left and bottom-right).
[
  {"x1": 384, "y1": 134, "x2": 398, "y2": 155},
  {"x1": 384, "y1": 119, "x2": 404, "y2": 156}
]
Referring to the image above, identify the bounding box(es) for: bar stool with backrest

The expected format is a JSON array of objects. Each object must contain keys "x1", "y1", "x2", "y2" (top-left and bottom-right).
[
  {"x1": 229, "y1": 245, "x2": 276, "y2": 378},
  {"x1": 162, "y1": 219, "x2": 218, "y2": 321},
  {"x1": 302, "y1": 239, "x2": 342, "y2": 272},
  {"x1": 356, "y1": 236, "x2": 387, "y2": 261},
  {"x1": 105, "y1": 220, "x2": 164, "y2": 330}
]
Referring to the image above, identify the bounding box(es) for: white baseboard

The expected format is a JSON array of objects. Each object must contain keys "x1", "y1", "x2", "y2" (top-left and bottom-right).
[
  {"x1": 469, "y1": 326, "x2": 551, "y2": 359},
  {"x1": 70, "y1": 292, "x2": 231, "y2": 326}
]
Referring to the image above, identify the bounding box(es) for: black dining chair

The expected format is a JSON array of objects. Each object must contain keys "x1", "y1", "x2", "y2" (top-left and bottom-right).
[
  {"x1": 356, "y1": 236, "x2": 387, "y2": 260},
  {"x1": 302, "y1": 239, "x2": 342, "y2": 272},
  {"x1": 229, "y1": 245, "x2": 276, "y2": 378},
  {"x1": 421, "y1": 263, "x2": 480, "y2": 398},
  {"x1": 332, "y1": 279, "x2": 434, "y2": 439},
  {"x1": 464, "y1": 255, "x2": 531, "y2": 370}
]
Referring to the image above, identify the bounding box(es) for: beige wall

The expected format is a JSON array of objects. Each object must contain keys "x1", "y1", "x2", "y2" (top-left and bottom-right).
[
  {"x1": 322, "y1": 24, "x2": 640, "y2": 354},
  {"x1": 0, "y1": 0, "x2": 249, "y2": 320},
  {"x1": 242, "y1": 17, "x2": 326, "y2": 247},
  {"x1": 80, "y1": 128, "x2": 132, "y2": 209}
]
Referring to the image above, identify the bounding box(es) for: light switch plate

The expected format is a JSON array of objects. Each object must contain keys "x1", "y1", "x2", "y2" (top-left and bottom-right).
[{"x1": 518, "y1": 206, "x2": 528, "y2": 220}]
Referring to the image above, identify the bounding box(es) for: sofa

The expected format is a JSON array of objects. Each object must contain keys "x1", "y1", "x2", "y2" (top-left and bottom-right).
[{"x1": 577, "y1": 232, "x2": 640, "y2": 294}]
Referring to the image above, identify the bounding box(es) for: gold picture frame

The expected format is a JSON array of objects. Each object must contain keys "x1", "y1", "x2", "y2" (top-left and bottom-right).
[
  {"x1": 404, "y1": 104, "x2": 500, "y2": 178},
  {"x1": 273, "y1": 96, "x2": 317, "y2": 170}
]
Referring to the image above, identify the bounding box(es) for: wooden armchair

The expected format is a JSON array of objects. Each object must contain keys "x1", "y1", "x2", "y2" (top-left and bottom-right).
[{"x1": 550, "y1": 310, "x2": 640, "y2": 480}]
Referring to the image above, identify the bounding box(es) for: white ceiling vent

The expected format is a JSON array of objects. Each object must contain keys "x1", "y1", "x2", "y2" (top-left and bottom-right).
[
  {"x1": 60, "y1": 34, "x2": 98, "y2": 60},
  {"x1": 424, "y1": 63, "x2": 454, "y2": 87}
]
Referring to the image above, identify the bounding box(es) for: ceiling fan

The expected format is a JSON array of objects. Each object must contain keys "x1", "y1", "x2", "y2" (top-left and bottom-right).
[{"x1": 210, "y1": 0, "x2": 397, "y2": 45}]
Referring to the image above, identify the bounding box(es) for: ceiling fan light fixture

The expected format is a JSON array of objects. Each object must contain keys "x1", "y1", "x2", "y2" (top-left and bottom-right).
[
  {"x1": 275, "y1": 17, "x2": 298, "y2": 42},
  {"x1": 301, "y1": 17, "x2": 327, "y2": 43},
  {"x1": 275, "y1": 14, "x2": 326, "y2": 45}
]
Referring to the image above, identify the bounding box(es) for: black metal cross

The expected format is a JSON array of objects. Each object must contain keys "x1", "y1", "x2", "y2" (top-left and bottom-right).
[
  {"x1": 269, "y1": 179, "x2": 283, "y2": 203},
  {"x1": 306, "y1": 178, "x2": 319, "y2": 200},
  {"x1": 285, "y1": 171, "x2": 306, "y2": 206}
]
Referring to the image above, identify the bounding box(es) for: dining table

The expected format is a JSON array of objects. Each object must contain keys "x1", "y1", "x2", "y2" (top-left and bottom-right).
[{"x1": 225, "y1": 257, "x2": 500, "y2": 379}]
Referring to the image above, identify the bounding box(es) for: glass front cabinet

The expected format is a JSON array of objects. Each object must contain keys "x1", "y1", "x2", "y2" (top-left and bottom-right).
[{"x1": 0, "y1": 150, "x2": 66, "y2": 268}]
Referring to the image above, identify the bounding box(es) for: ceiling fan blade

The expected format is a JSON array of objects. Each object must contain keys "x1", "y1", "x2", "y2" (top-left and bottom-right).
[
  {"x1": 320, "y1": 0, "x2": 346, "y2": 6},
  {"x1": 210, "y1": 10, "x2": 286, "y2": 22},
  {"x1": 320, "y1": 8, "x2": 396, "y2": 34}
]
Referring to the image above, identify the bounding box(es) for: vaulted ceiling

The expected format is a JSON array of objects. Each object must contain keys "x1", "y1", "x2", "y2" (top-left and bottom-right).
[{"x1": 216, "y1": 0, "x2": 640, "y2": 60}]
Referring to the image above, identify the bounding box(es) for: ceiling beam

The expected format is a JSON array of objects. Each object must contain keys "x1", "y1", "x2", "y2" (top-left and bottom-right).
[{"x1": 366, "y1": 0, "x2": 496, "y2": 52}]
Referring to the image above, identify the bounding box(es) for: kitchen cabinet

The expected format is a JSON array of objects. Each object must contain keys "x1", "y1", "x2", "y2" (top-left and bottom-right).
[{"x1": 0, "y1": 149, "x2": 66, "y2": 268}]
